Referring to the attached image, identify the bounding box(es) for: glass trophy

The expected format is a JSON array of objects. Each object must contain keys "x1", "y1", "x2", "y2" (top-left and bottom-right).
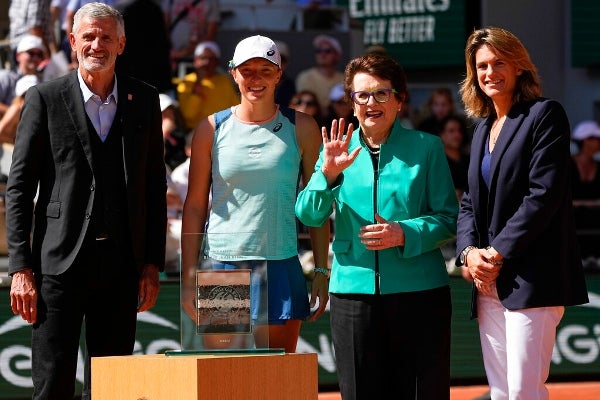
[{"x1": 166, "y1": 231, "x2": 283, "y2": 355}]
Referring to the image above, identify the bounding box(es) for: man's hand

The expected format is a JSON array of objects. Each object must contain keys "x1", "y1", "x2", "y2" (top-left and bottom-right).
[
  {"x1": 138, "y1": 264, "x2": 160, "y2": 312},
  {"x1": 10, "y1": 269, "x2": 37, "y2": 323}
]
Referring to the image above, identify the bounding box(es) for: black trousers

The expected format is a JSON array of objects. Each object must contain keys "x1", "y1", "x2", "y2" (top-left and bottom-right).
[
  {"x1": 330, "y1": 286, "x2": 452, "y2": 400},
  {"x1": 31, "y1": 236, "x2": 138, "y2": 400}
]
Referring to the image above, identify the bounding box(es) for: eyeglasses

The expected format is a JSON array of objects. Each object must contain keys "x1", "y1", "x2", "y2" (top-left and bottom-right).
[
  {"x1": 314, "y1": 47, "x2": 335, "y2": 55},
  {"x1": 350, "y1": 88, "x2": 398, "y2": 105},
  {"x1": 293, "y1": 99, "x2": 318, "y2": 107},
  {"x1": 26, "y1": 50, "x2": 44, "y2": 59}
]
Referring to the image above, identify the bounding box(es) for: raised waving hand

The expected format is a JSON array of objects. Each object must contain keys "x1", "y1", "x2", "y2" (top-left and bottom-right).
[{"x1": 321, "y1": 118, "x2": 361, "y2": 185}]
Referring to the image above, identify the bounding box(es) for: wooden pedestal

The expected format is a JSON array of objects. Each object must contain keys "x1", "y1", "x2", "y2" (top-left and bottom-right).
[{"x1": 91, "y1": 352, "x2": 318, "y2": 400}]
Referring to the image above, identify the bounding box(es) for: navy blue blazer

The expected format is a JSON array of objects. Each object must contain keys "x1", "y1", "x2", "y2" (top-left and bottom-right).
[
  {"x1": 6, "y1": 70, "x2": 167, "y2": 276},
  {"x1": 455, "y1": 98, "x2": 588, "y2": 318}
]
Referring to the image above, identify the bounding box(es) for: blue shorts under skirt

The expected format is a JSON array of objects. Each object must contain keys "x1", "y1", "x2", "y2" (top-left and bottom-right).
[{"x1": 211, "y1": 256, "x2": 310, "y2": 325}]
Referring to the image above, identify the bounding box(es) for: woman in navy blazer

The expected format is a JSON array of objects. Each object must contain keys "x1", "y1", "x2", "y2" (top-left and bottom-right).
[{"x1": 455, "y1": 27, "x2": 588, "y2": 400}]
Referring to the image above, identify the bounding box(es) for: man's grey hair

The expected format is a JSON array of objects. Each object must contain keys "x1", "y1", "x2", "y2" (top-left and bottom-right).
[{"x1": 72, "y1": 2, "x2": 125, "y2": 37}]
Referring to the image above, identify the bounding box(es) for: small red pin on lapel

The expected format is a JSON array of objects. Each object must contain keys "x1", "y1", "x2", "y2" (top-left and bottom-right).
[{"x1": 128, "y1": 94, "x2": 133, "y2": 101}]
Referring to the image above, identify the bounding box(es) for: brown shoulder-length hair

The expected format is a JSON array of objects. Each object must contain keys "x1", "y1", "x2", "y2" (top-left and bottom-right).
[
  {"x1": 343, "y1": 53, "x2": 407, "y2": 102},
  {"x1": 459, "y1": 26, "x2": 541, "y2": 119}
]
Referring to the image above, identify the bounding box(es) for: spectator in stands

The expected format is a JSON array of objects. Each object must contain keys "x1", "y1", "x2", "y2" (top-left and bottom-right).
[
  {"x1": 289, "y1": 90, "x2": 323, "y2": 127},
  {"x1": 170, "y1": 131, "x2": 192, "y2": 205},
  {"x1": 570, "y1": 120, "x2": 600, "y2": 200},
  {"x1": 115, "y1": 0, "x2": 173, "y2": 95},
  {"x1": 174, "y1": 41, "x2": 239, "y2": 131},
  {"x1": 438, "y1": 115, "x2": 470, "y2": 276},
  {"x1": 162, "y1": 0, "x2": 220, "y2": 74},
  {"x1": 0, "y1": 35, "x2": 46, "y2": 117},
  {"x1": 159, "y1": 93, "x2": 188, "y2": 170},
  {"x1": 274, "y1": 40, "x2": 296, "y2": 108},
  {"x1": 570, "y1": 120, "x2": 600, "y2": 267},
  {"x1": 322, "y1": 82, "x2": 357, "y2": 130},
  {"x1": 164, "y1": 130, "x2": 192, "y2": 275},
  {"x1": 295, "y1": 34, "x2": 344, "y2": 116},
  {"x1": 439, "y1": 114, "x2": 469, "y2": 201},
  {"x1": 51, "y1": 0, "x2": 72, "y2": 58},
  {"x1": 9, "y1": 0, "x2": 57, "y2": 56},
  {"x1": 417, "y1": 87, "x2": 457, "y2": 135},
  {"x1": 396, "y1": 91, "x2": 415, "y2": 129},
  {"x1": 0, "y1": 74, "x2": 40, "y2": 144}
]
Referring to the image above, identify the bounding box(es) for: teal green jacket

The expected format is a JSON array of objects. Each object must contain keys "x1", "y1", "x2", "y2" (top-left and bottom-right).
[{"x1": 295, "y1": 121, "x2": 458, "y2": 294}]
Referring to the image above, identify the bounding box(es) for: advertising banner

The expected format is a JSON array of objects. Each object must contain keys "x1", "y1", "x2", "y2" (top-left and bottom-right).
[
  {"x1": 339, "y1": 0, "x2": 468, "y2": 67},
  {"x1": 1, "y1": 275, "x2": 599, "y2": 397}
]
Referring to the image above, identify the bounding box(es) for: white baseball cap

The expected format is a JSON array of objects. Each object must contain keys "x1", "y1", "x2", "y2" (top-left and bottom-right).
[
  {"x1": 313, "y1": 34, "x2": 342, "y2": 55},
  {"x1": 572, "y1": 120, "x2": 600, "y2": 141},
  {"x1": 194, "y1": 41, "x2": 220, "y2": 59},
  {"x1": 159, "y1": 93, "x2": 178, "y2": 112},
  {"x1": 15, "y1": 74, "x2": 40, "y2": 97},
  {"x1": 229, "y1": 35, "x2": 280, "y2": 69},
  {"x1": 16, "y1": 34, "x2": 45, "y2": 54}
]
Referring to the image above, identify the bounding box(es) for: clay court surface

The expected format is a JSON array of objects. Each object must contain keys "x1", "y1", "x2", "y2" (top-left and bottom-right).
[{"x1": 318, "y1": 381, "x2": 600, "y2": 400}]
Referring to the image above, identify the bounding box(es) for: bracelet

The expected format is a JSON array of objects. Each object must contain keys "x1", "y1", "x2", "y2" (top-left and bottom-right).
[
  {"x1": 485, "y1": 246, "x2": 504, "y2": 265},
  {"x1": 313, "y1": 267, "x2": 330, "y2": 278}
]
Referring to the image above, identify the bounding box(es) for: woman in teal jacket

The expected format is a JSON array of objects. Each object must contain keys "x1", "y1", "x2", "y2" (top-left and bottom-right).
[{"x1": 295, "y1": 53, "x2": 458, "y2": 400}]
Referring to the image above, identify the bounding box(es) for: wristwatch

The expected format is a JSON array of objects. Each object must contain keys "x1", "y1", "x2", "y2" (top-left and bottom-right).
[
  {"x1": 313, "y1": 266, "x2": 330, "y2": 279},
  {"x1": 459, "y1": 246, "x2": 476, "y2": 266}
]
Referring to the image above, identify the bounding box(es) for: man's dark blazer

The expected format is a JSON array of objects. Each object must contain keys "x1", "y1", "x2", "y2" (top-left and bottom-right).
[
  {"x1": 6, "y1": 70, "x2": 167, "y2": 276},
  {"x1": 455, "y1": 98, "x2": 588, "y2": 317}
]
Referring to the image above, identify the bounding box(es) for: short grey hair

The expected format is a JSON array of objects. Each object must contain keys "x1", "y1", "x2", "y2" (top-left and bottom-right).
[{"x1": 72, "y1": 2, "x2": 125, "y2": 37}]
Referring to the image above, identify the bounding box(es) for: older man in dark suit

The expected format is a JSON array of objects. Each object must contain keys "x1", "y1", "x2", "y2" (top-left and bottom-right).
[{"x1": 6, "y1": 3, "x2": 167, "y2": 399}]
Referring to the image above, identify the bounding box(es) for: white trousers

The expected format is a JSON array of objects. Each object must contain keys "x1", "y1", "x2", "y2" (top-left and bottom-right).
[{"x1": 477, "y1": 288, "x2": 564, "y2": 400}]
